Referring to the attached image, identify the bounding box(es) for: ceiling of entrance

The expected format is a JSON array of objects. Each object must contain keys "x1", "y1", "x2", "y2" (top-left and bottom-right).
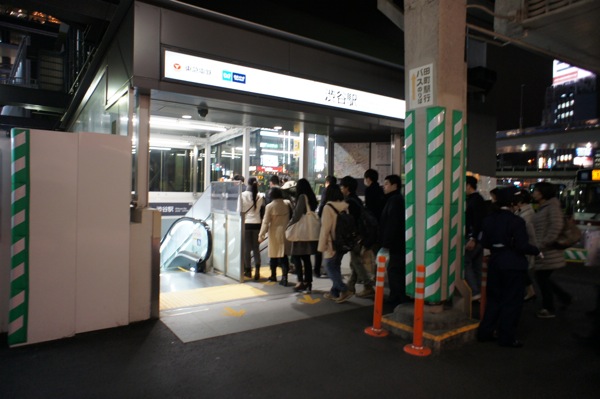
[{"x1": 149, "y1": 91, "x2": 401, "y2": 142}]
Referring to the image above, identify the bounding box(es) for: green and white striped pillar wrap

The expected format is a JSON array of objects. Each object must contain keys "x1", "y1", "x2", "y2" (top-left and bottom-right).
[
  {"x1": 9, "y1": 128, "x2": 30, "y2": 345},
  {"x1": 424, "y1": 107, "x2": 445, "y2": 302},
  {"x1": 447, "y1": 111, "x2": 464, "y2": 297},
  {"x1": 404, "y1": 110, "x2": 416, "y2": 296}
]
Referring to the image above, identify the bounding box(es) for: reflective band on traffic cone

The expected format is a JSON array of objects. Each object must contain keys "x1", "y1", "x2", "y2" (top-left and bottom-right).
[
  {"x1": 364, "y1": 255, "x2": 389, "y2": 338},
  {"x1": 404, "y1": 264, "x2": 431, "y2": 356}
]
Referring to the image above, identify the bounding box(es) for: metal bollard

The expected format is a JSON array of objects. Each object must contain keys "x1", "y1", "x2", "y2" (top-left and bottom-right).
[
  {"x1": 404, "y1": 264, "x2": 431, "y2": 356},
  {"x1": 364, "y1": 255, "x2": 389, "y2": 337}
]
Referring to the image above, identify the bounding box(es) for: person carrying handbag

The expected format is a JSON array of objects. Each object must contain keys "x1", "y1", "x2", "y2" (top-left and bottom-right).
[{"x1": 286, "y1": 178, "x2": 319, "y2": 293}]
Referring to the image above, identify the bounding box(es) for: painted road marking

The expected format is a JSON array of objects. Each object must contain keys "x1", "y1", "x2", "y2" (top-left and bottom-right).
[
  {"x1": 298, "y1": 295, "x2": 320, "y2": 304},
  {"x1": 223, "y1": 307, "x2": 246, "y2": 317}
]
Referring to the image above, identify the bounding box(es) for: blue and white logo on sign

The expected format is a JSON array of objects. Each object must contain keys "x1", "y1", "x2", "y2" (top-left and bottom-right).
[
  {"x1": 222, "y1": 70, "x2": 246, "y2": 84},
  {"x1": 232, "y1": 73, "x2": 246, "y2": 84}
]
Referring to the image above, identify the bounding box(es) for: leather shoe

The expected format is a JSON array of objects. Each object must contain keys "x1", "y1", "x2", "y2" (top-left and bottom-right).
[{"x1": 293, "y1": 282, "x2": 306, "y2": 292}]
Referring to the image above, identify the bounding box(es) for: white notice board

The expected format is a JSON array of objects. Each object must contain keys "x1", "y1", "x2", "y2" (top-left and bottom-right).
[{"x1": 408, "y1": 63, "x2": 434, "y2": 109}]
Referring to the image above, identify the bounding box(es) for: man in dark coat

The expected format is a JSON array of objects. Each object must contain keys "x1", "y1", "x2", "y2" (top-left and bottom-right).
[
  {"x1": 378, "y1": 174, "x2": 408, "y2": 307},
  {"x1": 363, "y1": 169, "x2": 386, "y2": 275},
  {"x1": 477, "y1": 187, "x2": 540, "y2": 348},
  {"x1": 363, "y1": 168, "x2": 385, "y2": 221},
  {"x1": 465, "y1": 175, "x2": 486, "y2": 300},
  {"x1": 340, "y1": 176, "x2": 374, "y2": 297}
]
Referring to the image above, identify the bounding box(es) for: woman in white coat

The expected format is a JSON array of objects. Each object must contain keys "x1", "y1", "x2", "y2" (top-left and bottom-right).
[
  {"x1": 240, "y1": 177, "x2": 265, "y2": 280},
  {"x1": 259, "y1": 187, "x2": 292, "y2": 286}
]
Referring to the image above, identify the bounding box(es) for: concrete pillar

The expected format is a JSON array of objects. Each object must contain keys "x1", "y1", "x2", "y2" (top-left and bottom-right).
[
  {"x1": 403, "y1": 0, "x2": 469, "y2": 306},
  {"x1": 135, "y1": 93, "x2": 150, "y2": 208}
]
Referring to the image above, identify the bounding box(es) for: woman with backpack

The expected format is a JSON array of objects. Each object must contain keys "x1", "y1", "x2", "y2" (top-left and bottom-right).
[
  {"x1": 318, "y1": 184, "x2": 354, "y2": 303},
  {"x1": 240, "y1": 177, "x2": 265, "y2": 280},
  {"x1": 287, "y1": 178, "x2": 319, "y2": 293}
]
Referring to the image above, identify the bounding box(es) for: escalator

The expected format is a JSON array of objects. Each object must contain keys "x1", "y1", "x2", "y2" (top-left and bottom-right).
[
  {"x1": 158, "y1": 181, "x2": 245, "y2": 279},
  {"x1": 160, "y1": 216, "x2": 212, "y2": 272}
]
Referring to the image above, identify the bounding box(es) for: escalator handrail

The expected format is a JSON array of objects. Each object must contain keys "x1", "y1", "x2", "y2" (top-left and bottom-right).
[
  {"x1": 160, "y1": 216, "x2": 211, "y2": 245},
  {"x1": 160, "y1": 216, "x2": 212, "y2": 267}
]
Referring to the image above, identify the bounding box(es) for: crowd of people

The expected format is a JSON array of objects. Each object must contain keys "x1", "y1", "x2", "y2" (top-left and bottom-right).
[
  {"x1": 466, "y1": 177, "x2": 593, "y2": 348},
  {"x1": 238, "y1": 169, "x2": 406, "y2": 307},
  {"x1": 237, "y1": 171, "x2": 593, "y2": 349}
]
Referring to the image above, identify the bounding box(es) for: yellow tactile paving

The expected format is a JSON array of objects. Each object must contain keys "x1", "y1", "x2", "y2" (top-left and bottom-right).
[{"x1": 160, "y1": 284, "x2": 268, "y2": 311}]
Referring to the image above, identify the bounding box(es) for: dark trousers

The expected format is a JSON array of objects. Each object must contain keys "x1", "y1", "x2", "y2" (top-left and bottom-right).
[
  {"x1": 270, "y1": 257, "x2": 289, "y2": 277},
  {"x1": 478, "y1": 268, "x2": 526, "y2": 345},
  {"x1": 387, "y1": 251, "x2": 408, "y2": 305},
  {"x1": 243, "y1": 228, "x2": 261, "y2": 271},
  {"x1": 292, "y1": 254, "x2": 313, "y2": 283},
  {"x1": 314, "y1": 252, "x2": 323, "y2": 275},
  {"x1": 535, "y1": 269, "x2": 572, "y2": 312}
]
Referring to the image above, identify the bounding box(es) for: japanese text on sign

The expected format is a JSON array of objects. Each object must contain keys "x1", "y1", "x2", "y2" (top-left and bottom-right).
[
  {"x1": 409, "y1": 63, "x2": 434, "y2": 109},
  {"x1": 325, "y1": 89, "x2": 358, "y2": 107}
]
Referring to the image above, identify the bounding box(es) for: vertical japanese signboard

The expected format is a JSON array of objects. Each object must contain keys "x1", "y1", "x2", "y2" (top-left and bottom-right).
[{"x1": 409, "y1": 63, "x2": 434, "y2": 109}]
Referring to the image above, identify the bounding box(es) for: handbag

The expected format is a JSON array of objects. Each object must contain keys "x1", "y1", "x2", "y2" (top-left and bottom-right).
[
  {"x1": 285, "y1": 196, "x2": 321, "y2": 242},
  {"x1": 554, "y1": 215, "x2": 582, "y2": 249}
]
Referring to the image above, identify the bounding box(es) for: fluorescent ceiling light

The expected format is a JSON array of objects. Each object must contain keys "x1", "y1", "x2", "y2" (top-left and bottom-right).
[
  {"x1": 151, "y1": 138, "x2": 191, "y2": 148},
  {"x1": 262, "y1": 149, "x2": 295, "y2": 155},
  {"x1": 181, "y1": 114, "x2": 192, "y2": 119},
  {"x1": 259, "y1": 131, "x2": 282, "y2": 138},
  {"x1": 150, "y1": 116, "x2": 227, "y2": 132}
]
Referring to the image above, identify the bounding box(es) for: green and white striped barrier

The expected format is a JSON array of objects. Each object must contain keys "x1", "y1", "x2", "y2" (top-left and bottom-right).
[
  {"x1": 404, "y1": 110, "x2": 416, "y2": 296},
  {"x1": 447, "y1": 111, "x2": 464, "y2": 296},
  {"x1": 424, "y1": 107, "x2": 445, "y2": 302},
  {"x1": 564, "y1": 248, "x2": 587, "y2": 263},
  {"x1": 9, "y1": 128, "x2": 30, "y2": 345}
]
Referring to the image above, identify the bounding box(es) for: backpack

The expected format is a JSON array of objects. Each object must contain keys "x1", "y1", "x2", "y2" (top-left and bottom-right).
[
  {"x1": 327, "y1": 203, "x2": 360, "y2": 254},
  {"x1": 357, "y1": 207, "x2": 379, "y2": 247},
  {"x1": 554, "y1": 215, "x2": 582, "y2": 249}
]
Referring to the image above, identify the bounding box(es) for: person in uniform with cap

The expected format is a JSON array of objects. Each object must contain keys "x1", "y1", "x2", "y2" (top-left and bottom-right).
[{"x1": 477, "y1": 186, "x2": 541, "y2": 348}]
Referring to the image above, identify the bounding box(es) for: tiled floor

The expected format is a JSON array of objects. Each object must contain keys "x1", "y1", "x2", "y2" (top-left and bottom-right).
[{"x1": 159, "y1": 262, "x2": 376, "y2": 343}]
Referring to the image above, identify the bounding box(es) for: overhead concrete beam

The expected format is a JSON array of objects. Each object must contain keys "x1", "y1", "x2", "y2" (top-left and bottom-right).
[
  {"x1": 377, "y1": 0, "x2": 404, "y2": 31},
  {"x1": 0, "y1": 84, "x2": 69, "y2": 113},
  {"x1": 0, "y1": 115, "x2": 60, "y2": 131}
]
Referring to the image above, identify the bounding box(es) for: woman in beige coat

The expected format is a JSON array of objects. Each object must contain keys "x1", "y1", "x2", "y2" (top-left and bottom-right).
[
  {"x1": 532, "y1": 182, "x2": 572, "y2": 318},
  {"x1": 259, "y1": 187, "x2": 292, "y2": 286}
]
